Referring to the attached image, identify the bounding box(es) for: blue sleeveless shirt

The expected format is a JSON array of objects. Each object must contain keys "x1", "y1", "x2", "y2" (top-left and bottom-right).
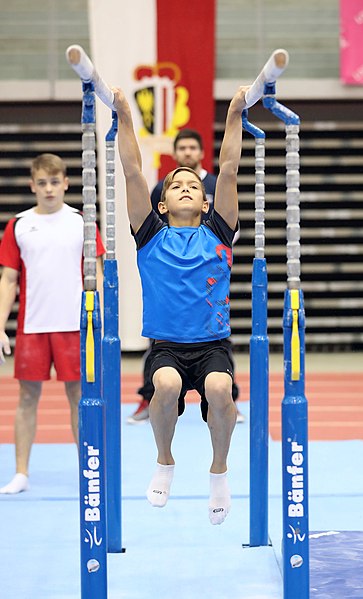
[{"x1": 134, "y1": 210, "x2": 235, "y2": 343}]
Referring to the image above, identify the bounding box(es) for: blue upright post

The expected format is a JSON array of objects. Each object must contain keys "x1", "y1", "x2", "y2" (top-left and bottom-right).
[
  {"x1": 282, "y1": 288, "x2": 309, "y2": 598},
  {"x1": 102, "y1": 111, "x2": 124, "y2": 553},
  {"x1": 80, "y1": 291, "x2": 107, "y2": 597},
  {"x1": 79, "y1": 80, "x2": 108, "y2": 598},
  {"x1": 263, "y1": 83, "x2": 310, "y2": 598},
  {"x1": 242, "y1": 110, "x2": 269, "y2": 548}
]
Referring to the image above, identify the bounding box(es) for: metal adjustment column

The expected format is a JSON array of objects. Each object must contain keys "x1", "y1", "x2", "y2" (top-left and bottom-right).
[
  {"x1": 102, "y1": 111, "x2": 124, "y2": 554},
  {"x1": 242, "y1": 110, "x2": 269, "y2": 548},
  {"x1": 263, "y1": 83, "x2": 309, "y2": 599},
  {"x1": 79, "y1": 80, "x2": 108, "y2": 599}
]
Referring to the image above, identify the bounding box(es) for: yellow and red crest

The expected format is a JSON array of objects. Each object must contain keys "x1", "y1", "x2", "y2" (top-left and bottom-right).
[{"x1": 133, "y1": 62, "x2": 190, "y2": 167}]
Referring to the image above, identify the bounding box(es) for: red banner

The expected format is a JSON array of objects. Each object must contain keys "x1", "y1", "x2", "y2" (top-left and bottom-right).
[
  {"x1": 88, "y1": 0, "x2": 216, "y2": 348},
  {"x1": 156, "y1": 0, "x2": 216, "y2": 175},
  {"x1": 340, "y1": 0, "x2": 363, "y2": 84}
]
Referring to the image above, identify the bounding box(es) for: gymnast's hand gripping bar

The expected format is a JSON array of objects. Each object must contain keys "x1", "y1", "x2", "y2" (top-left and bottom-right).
[{"x1": 66, "y1": 45, "x2": 288, "y2": 111}]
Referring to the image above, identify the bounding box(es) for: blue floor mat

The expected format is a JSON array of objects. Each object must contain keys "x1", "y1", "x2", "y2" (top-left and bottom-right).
[{"x1": 1, "y1": 403, "x2": 363, "y2": 598}]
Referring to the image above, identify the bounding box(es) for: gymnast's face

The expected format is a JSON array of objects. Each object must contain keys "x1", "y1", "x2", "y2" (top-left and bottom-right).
[
  {"x1": 159, "y1": 169, "x2": 209, "y2": 224},
  {"x1": 30, "y1": 169, "x2": 69, "y2": 214}
]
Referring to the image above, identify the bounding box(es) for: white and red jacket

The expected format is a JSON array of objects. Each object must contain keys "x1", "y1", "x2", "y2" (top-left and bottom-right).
[{"x1": 0, "y1": 204, "x2": 105, "y2": 334}]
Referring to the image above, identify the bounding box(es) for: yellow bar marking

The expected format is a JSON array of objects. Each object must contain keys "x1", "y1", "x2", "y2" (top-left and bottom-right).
[
  {"x1": 291, "y1": 289, "x2": 300, "y2": 381},
  {"x1": 85, "y1": 291, "x2": 94, "y2": 311},
  {"x1": 85, "y1": 291, "x2": 95, "y2": 383}
]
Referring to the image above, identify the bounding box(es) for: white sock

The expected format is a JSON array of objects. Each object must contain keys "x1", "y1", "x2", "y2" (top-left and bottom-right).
[
  {"x1": 146, "y1": 463, "x2": 174, "y2": 508},
  {"x1": 0, "y1": 473, "x2": 29, "y2": 494},
  {"x1": 209, "y1": 471, "x2": 231, "y2": 525}
]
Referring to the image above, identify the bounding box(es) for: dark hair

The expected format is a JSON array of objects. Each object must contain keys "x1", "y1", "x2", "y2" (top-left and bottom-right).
[
  {"x1": 30, "y1": 154, "x2": 67, "y2": 179},
  {"x1": 173, "y1": 129, "x2": 203, "y2": 151},
  {"x1": 160, "y1": 167, "x2": 207, "y2": 204}
]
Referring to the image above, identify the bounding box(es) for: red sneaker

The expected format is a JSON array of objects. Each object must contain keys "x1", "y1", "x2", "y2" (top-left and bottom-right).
[{"x1": 127, "y1": 398, "x2": 150, "y2": 424}]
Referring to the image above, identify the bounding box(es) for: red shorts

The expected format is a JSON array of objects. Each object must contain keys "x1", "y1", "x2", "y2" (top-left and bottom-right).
[{"x1": 14, "y1": 331, "x2": 80, "y2": 382}]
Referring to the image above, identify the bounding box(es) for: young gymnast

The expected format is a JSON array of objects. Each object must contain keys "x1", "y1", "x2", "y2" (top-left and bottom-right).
[{"x1": 113, "y1": 85, "x2": 248, "y2": 524}]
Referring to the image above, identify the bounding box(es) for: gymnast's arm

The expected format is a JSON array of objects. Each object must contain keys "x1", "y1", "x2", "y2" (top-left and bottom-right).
[
  {"x1": 0, "y1": 266, "x2": 18, "y2": 363},
  {"x1": 214, "y1": 86, "x2": 249, "y2": 230},
  {"x1": 112, "y1": 87, "x2": 152, "y2": 234}
]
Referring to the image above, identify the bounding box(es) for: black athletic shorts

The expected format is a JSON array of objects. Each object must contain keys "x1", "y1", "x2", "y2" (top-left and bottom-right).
[{"x1": 149, "y1": 339, "x2": 234, "y2": 422}]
